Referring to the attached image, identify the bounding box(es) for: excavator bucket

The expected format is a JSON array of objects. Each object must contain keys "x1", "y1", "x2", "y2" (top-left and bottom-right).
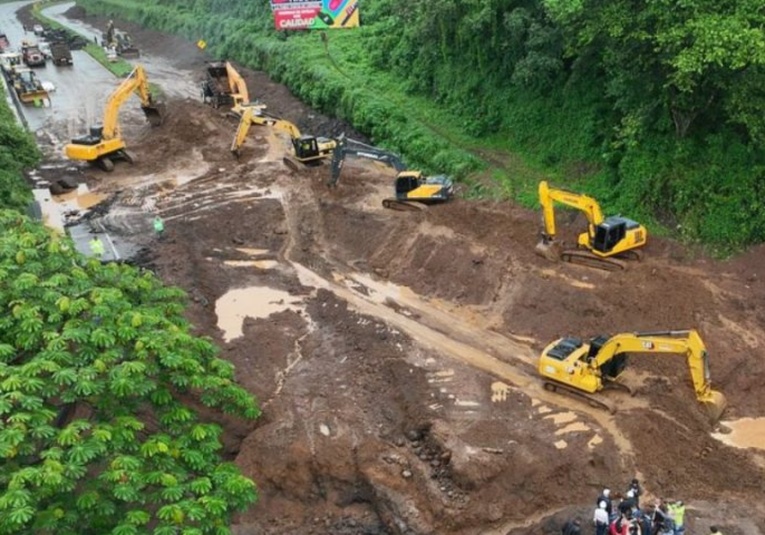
[
  {"x1": 141, "y1": 103, "x2": 165, "y2": 127},
  {"x1": 535, "y1": 238, "x2": 561, "y2": 262},
  {"x1": 704, "y1": 390, "x2": 727, "y2": 424}
]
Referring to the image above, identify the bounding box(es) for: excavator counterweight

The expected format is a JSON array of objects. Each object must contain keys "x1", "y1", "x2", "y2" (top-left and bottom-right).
[{"x1": 538, "y1": 329, "x2": 727, "y2": 423}]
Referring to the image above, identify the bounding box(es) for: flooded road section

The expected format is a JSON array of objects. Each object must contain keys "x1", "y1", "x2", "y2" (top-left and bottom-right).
[{"x1": 0, "y1": 1, "x2": 201, "y2": 139}]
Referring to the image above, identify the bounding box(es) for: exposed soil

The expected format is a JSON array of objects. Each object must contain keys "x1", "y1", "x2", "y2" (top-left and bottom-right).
[{"x1": 17, "y1": 4, "x2": 765, "y2": 534}]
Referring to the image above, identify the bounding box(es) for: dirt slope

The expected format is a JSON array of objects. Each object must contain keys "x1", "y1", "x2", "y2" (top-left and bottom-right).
[{"x1": 27, "y1": 6, "x2": 765, "y2": 534}]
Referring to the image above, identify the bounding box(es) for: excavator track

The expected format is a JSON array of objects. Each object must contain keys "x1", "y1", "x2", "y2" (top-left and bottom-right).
[
  {"x1": 282, "y1": 156, "x2": 305, "y2": 174},
  {"x1": 560, "y1": 249, "x2": 627, "y2": 271},
  {"x1": 382, "y1": 199, "x2": 427, "y2": 212},
  {"x1": 543, "y1": 381, "x2": 617, "y2": 414}
]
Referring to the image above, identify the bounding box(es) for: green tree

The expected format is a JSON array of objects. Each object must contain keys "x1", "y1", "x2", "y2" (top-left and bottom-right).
[
  {"x1": 0, "y1": 88, "x2": 38, "y2": 213},
  {"x1": 0, "y1": 211, "x2": 260, "y2": 534},
  {"x1": 542, "y1": 0, "x2": 765, "y2": 142}
]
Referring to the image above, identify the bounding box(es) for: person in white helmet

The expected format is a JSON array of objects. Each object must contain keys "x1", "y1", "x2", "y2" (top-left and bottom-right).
[
  {"x1": 597, "y1": 488, "x2": 613, "y2": 518},
  {"x1": 593, "y1": 500, "x2": 609, "y2": 535}
]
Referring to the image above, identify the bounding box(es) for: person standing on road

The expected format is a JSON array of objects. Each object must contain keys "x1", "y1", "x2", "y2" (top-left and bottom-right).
[
  {"x1": 594, "y1": 501, "x2": 609, "y2": 535},
  {"x1": 89, "y1": 236, "x2": 105, "y2": 258}
]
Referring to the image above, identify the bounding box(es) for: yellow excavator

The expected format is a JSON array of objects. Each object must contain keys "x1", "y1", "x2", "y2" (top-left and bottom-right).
[
  {"x1": 536, "y1": 180, "x2": 647, "y2": 271},
  {"x1": 231, "y1": 105, "x2": 337, "y2": 169},
  {"x1": 538, "y1": 329, "x2": 727, "y2": 422},
  {"x1": 64, "y1": 65, "x2": 163, "y2": 172},
  {"x1": 329, "y1": 135, "x2": 454, "y2": 211}
]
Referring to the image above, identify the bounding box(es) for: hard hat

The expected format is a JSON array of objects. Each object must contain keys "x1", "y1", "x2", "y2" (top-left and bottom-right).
[
  {"x1": 599, "y1": 501, "x2": 607, "y2": 509},
  {"x1": 603, "y1": 489, "x2": 611, "y2": 497}
]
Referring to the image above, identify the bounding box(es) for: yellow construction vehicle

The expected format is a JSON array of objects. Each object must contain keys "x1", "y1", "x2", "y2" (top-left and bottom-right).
[
  {"x1": 64, "y1": 65, "x2": 163, "y2": 172},
  {"x1": 536, "y1": 180, "x2": 647, "y2": 271},
  {"x1": 231, "y1": 105, "x2": 337, "y2": 169},
  {"x1": 538, "y1": 329, "x2": 727, "y2": 422},
  {"x1": 329, "y1": 135, "x2": 454, "y2": 211},
  {"x1": 202, "y1": 61, "x2": 258, "y2": 115}
]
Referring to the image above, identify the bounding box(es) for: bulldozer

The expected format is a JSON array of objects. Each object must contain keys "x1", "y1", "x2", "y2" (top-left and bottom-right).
[
  {"x1": 536, "y1": 180, "x2": 647, "y2": 271},
  {"x1": 64, "y1": 65, "x2": 164, "y2": 171},
  {"x1": 329, "y1": 135, "x2": 454, "y2": 211},
  {"x1": 231, "y1": 105, "x2": 336, "y2": 169},
  {"x1": 538, "y1": 329, "x2": 727, "y2": 423}
]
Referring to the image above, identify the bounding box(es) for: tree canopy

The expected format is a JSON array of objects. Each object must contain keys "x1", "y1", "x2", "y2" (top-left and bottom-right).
[{"x1": 0, "y1": 211, "x2": 260, "y2": 534}]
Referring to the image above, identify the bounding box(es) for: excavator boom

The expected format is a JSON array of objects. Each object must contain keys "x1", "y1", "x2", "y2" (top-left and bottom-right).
[{"x1": 538, "y1": 329, "x2": 726, "y2": 422}]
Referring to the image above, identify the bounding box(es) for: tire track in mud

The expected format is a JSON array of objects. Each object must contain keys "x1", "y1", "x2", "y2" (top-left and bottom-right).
[{"x1": 267, "y1": 143, "x2": 649, "y2": 474}]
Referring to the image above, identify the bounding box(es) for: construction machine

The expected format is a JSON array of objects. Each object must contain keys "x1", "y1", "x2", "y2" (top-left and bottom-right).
[
  {"x1": 330, "y1": 135, "x2": 454, "y2": 211},
  {"x1": 536, "y1": 180, "x2": 647, "y2": 271},
  {"x1": 202, "y1": 61, "x2": 257, "y2": 115},
  {"x1": 538, "y1": 329, "x2": 727, "y2": 422},
  {"x1": 104, "y1": 20, "x2": 139, "y2": 58},
  {"x1": 231, "y1": 104, "x2": 337, "y2": 169},
  {"x1": 11, "y1": 67, "x2": 49, "y2": 105},
  {"x1": 64, "y1": 65, "x2": 164, "y2": 172}
]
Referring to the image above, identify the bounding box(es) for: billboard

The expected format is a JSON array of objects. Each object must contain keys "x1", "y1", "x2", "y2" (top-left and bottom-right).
[{"x1": 270, "y1": 0, "x2": 359, "y2": 30}]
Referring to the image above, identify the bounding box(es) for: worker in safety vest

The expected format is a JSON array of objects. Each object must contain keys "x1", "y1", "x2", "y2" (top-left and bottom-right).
[
  {"x1": 666, "y1": 500, "x2": 686, "y2": 535},
  {"x1": 89, "y1": 237, "x2": 105, "y2": 258}
]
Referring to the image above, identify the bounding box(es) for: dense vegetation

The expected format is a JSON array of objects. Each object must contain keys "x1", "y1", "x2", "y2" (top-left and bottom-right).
[
  {"x1": 1, "y1": 61, "x2": 258, "y2": 534},
  {"x1": 75, "y1": 0, "x2": 765, "y2": 252},
  {"x1": 0, "y1": 211, "x2": 260, "y2": 534},
  {"x1": 0, "y1": 87, "x2": 38, "y2": 213}
]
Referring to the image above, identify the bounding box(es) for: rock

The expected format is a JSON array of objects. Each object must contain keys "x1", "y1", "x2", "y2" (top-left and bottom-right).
[
  {"x1": 402, "y1": 469, "x2": 413, "y2": 479},
  {"x1": 394, "y1": 437, "x2": 405, "y2": 447},
  {"x1": 406, "y1": 429, "x2": 422, "y2": 442}
]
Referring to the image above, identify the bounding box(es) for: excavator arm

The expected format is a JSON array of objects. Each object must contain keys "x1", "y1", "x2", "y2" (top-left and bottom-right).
[
  {"x1": 101, "y1": 65, "x2": 162, "y2": 140},
  {"x1": 538, "y1": 180, "x2": 605, "y2": 243},
  {"x1": 231, "y1": 107, "x2": 303, "y2": 156},
  {"x1": 225, "y1": 62, "x2": 250, "y2": 112},
  {"x1": 329, "y1": 135, "x2": 408, "y2": 186}
]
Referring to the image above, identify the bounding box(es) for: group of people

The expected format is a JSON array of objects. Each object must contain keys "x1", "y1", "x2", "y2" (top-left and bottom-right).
[{"x1": 561, "y1": 479, "x2": 725, "y2": 535}]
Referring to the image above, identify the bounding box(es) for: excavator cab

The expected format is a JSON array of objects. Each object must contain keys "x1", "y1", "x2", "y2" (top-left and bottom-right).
[
  {"x1": 293, "y1": 136, "x2": 321, "y2": 160},
  {"x1": 591, "y1": 216, "x2": 641, "y2": 254}
]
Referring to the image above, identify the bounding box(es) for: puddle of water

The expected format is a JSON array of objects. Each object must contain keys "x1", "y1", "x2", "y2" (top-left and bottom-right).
[
  {"x1": 33, "y1": 184, "x2": 107, "y2": 233},
  {"x1": 588, "y1": 434, "x2": 603, "y2": 449},
  {"x1": 52, "y1": 186, "x2": 107, "y2": 209},
  {"x1": 713, "y1": 418, "x2": 765, "y2": 450},
  {"x1": 215, "y1": 286, "x2": 304, "y2": 342},
  {"x1": 554, "y1": 440, "x2": 568, "y2": 450},
  {"x1": 555, "y1": 422, "x2": 590, "y2": 435},
  {"x1": 223, "y1": 260, "x2": 279, "y2": 269},
  {"x1": 491, "y1": 381, "x2": 511, "y2": 402},
  {"x1": 544, "y1": 411, "x2": 578, "y2": 425},
  {"x1": 237, "y1": 248, "x2": 271, "y2": 256}
]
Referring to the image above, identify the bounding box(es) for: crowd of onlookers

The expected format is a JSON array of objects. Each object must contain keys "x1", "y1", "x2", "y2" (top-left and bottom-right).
[{"x1": 560, "y1": 478, "x2": 726, "y2": 535}]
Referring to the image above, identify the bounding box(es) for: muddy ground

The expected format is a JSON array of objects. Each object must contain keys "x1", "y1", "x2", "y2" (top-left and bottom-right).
[{"x1": 16, "y1": 3, "x2": 765, "y2": 534}]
